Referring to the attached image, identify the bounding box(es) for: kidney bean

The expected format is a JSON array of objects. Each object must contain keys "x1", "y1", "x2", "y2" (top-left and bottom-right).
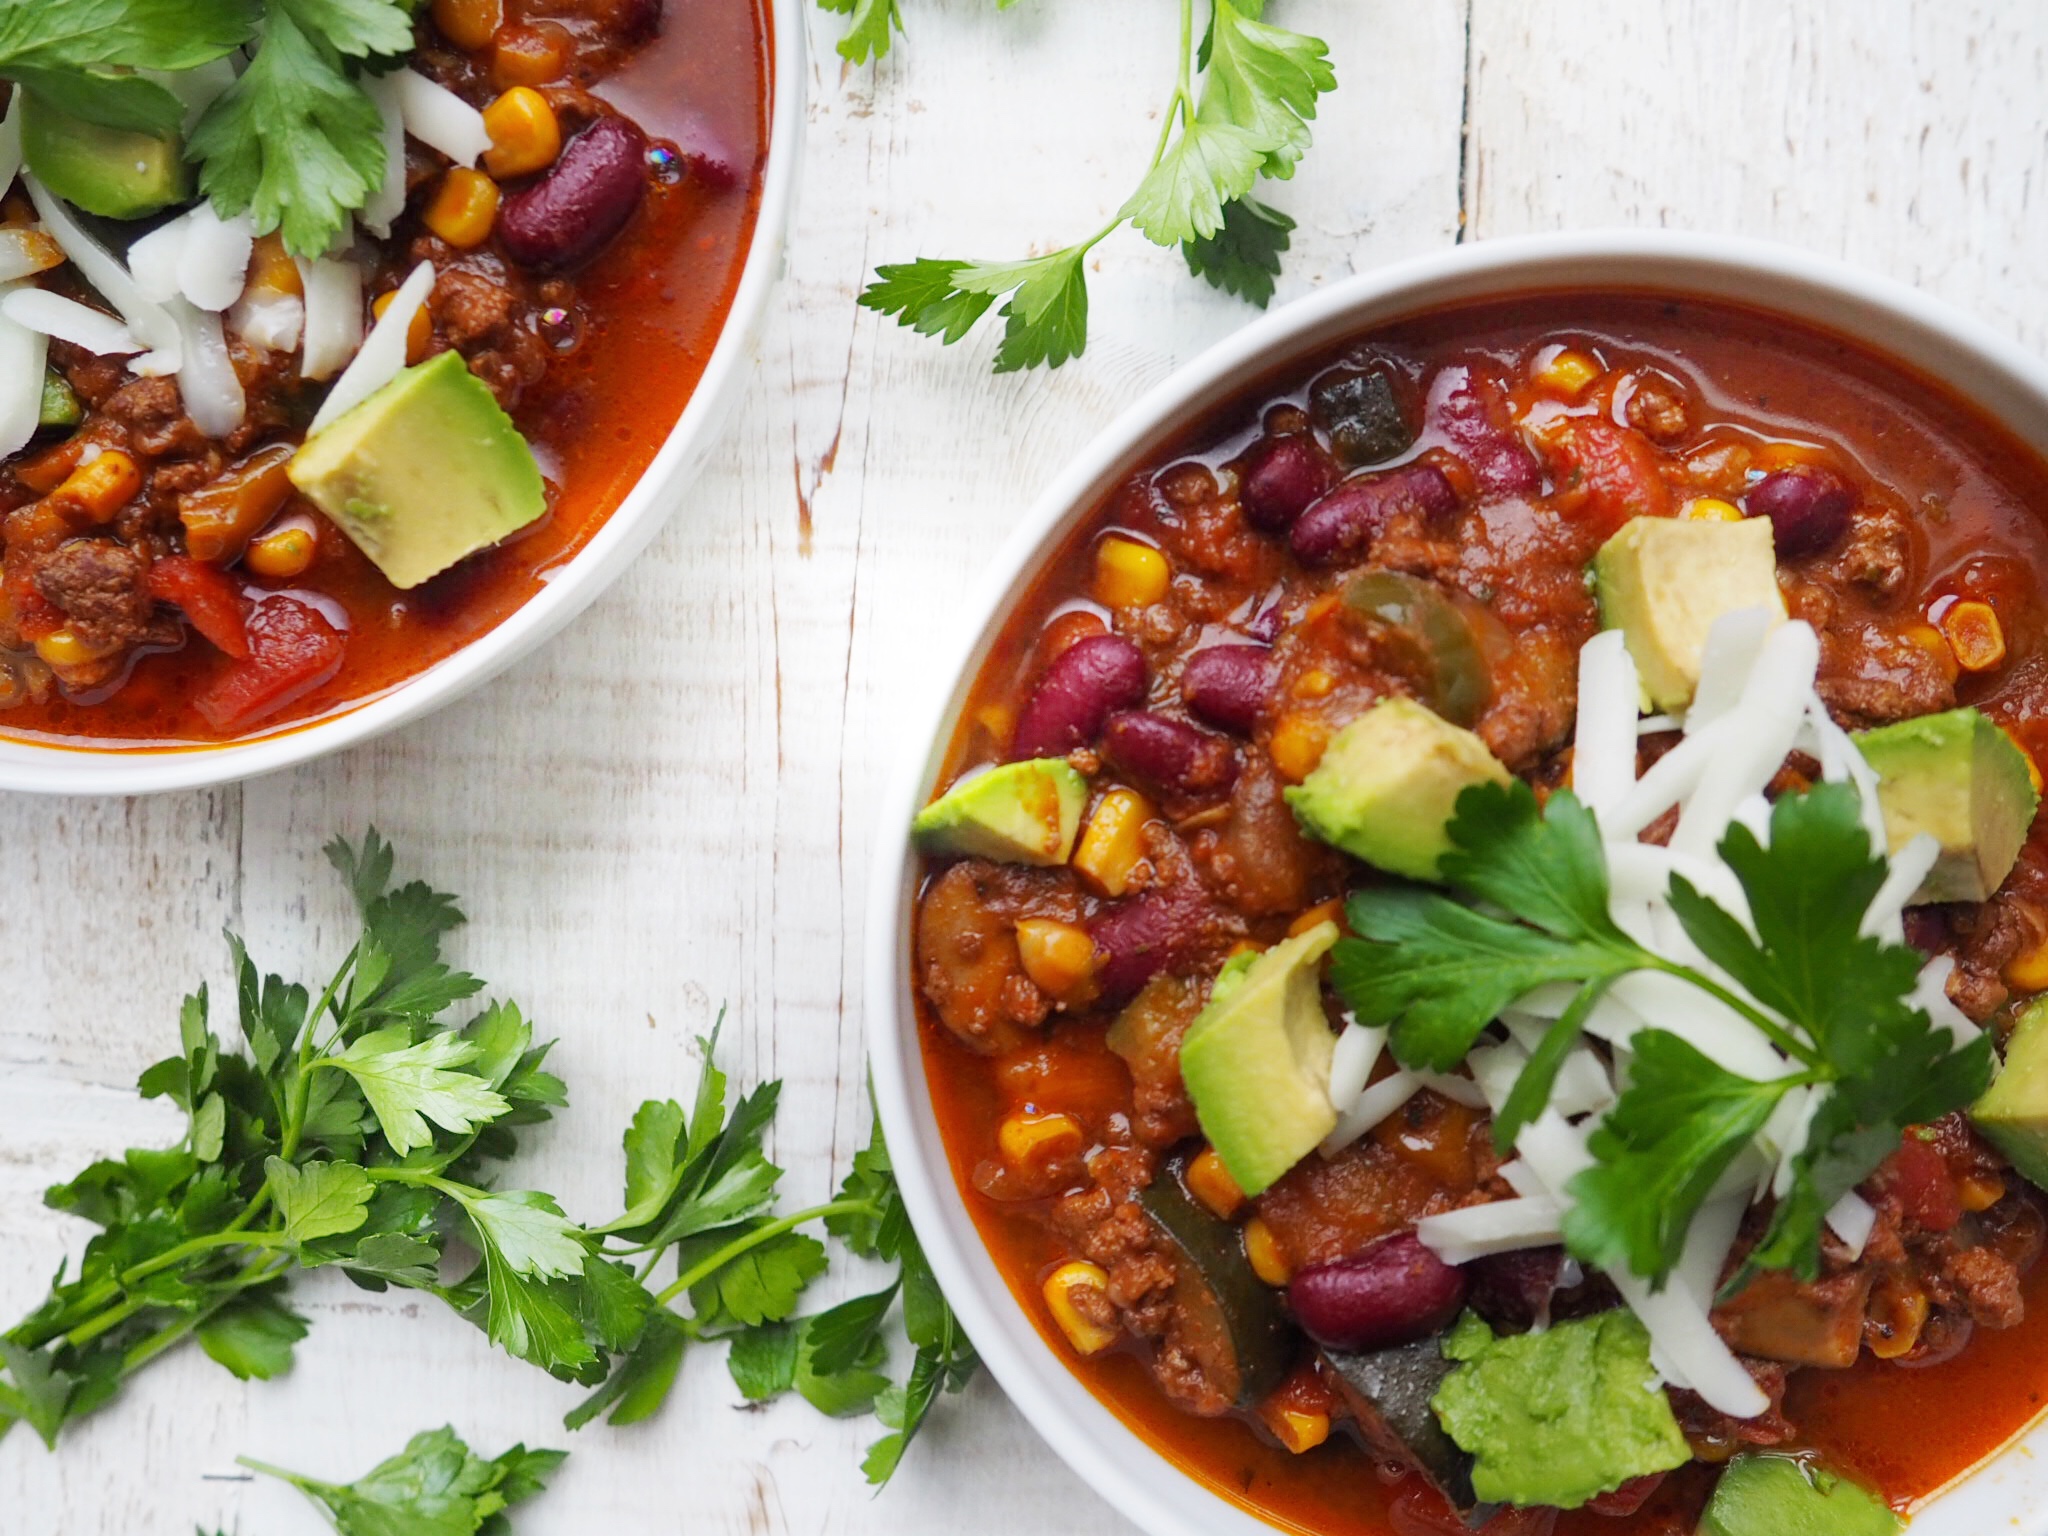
[
  {"x1": 1008, "y1": 632, "x2": 1146, "y2": 761},
  {"x1": 1427, "y1": 366, "x2": 1540, "y2": 497},
  {"x1": 1239, "y1": 435, "x2": 1334, "y2": 532},
  {"x1": 498, "y1": 115, "x2": 649, "y2": 271},
  {"x1": 1290, "y1": 464, "x2": 1459, "y2": 568},
  {"x1": 1102, "y1": 710, "x2": 1239, "y2": 802},
  {"x1": 1288, "y1": 1233, "x2": 1468, "y2": 1352},
  {"x1": 1088, "y1": 885, "x2": 1209, "y2": 1003},
  {"x1": 1180, "y1": 644, "x2": 1272, "y2": 734},
  {"x1": 1464, "y1": 1246, "x2": 1562, "y2": 1332},
  {"x1": 1746, "y1": 464, "x2": 1856, "y2": 556}
]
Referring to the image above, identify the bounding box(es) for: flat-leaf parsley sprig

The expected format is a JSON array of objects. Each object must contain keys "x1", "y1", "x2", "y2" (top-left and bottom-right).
[
  {"x1": 236, "y1": 1425, "x2": 565, "y2": 1536},
  {"x1": 1, "y1": 831, "x2": 969, "y2": 1485},
  {"x1": 852, "y1": 0, "x2": 1336, "y2": 371},
  {"x1": 1331, "y1": 780, "x2": 1993, "y2": 1292}
]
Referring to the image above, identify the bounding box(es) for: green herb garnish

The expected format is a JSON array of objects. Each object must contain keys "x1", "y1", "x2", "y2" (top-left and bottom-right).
[
  {"x1": 1, "y1": 831, "x2": 967, "y2": 1485},
  {"x1": 846, "y1": 0, "x2": 1333, "y2": 371},
  {"x1": 237, "y1": 1426, "x2": 564, "y2": 1536},
  {"x1": 0, "y1": 0, "x2": 416, "y2": 257},
  {"x1": 1330, "y1": 780, "x2": 1993, "y2": 1289}
]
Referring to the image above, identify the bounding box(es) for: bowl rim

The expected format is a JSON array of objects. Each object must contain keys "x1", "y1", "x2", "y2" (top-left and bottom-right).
[
  {"x1": 864, "y1": 228, "x2": 2048, "y2": 1536},
  {"x1": 0, "y1": 0, "x2": 806, "y2": 796}
]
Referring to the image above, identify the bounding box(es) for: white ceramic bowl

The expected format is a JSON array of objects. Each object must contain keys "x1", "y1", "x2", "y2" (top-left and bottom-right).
[
  {"x1": 866, "y1": 230, "x2": 2048, "y2": 1536},
  {"x1": 0, "y1": 0, "x2": 803, "y2": 796}
]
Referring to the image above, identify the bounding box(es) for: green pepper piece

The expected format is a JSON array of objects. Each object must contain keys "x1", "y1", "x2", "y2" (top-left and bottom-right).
[
  {"x1": 1343, "y1": 570, "x2": 1492, "y2": 726},
  {"x1": 39, "y1": 369, "x2": 81, "y2": 430}
]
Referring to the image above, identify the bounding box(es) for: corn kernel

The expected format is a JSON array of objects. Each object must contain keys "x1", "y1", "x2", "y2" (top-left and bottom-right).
[
  {"x1": 974, "y1": 701, "x2": 1016, "y2": 746},
  {"x1": 1288, "y1": 898, "x2": 1344, "y2": 939},
  {"x1": 33, "y1": 629, "x2": 114, "y2": 668},
  {"x1": 1957, "y1": 1172, "x2": 2007, "y2": 1213},
  {"x1": 1901, "y1": 621, "x2": 1961, "y2": 685},
  {"x1": 1940, "y1": 600, "x2": 2006, "y2": 673},
  {"x1": 492, "y1": 23, "x2": 568, "y2": 88},
  {"x1": 1265, "y1": 1407, "x2": 1331, "y2": 1455},
  {"x1": 1072, "y1": 788, "x2": 1154, "y2": 897},
  {"x1": 1093, "y1": 536, "x2": 1171, "y2": 610},
  {"x1": 1244, "y1": 1217, "x2": 1290, "y2": 1286},
  {"x1": 245, "y1": 525, "x2": 317, "y2": 581},
  {"x1": 1269, "y1": 713, "x2": 1331, "y2": 783},
  {"x1": 999, "y1": 1109, "x2": 1084, "y2": 1170},
  {"x1": 1042, "y1": 1262, "x2": 1118, "y2": 1356},
  {"x1": 1684, "y1": 497, "x2": 1744, "y2": 523},
  {"x1": 54, "y1": 449, "x2": 141, "y2": 523},
  {"x1": 371, "y1": 288, "x2": 432, "y2": 365},
  {"x1": 2008, "y1": 935, "x2": 2048, "y2": 994},
  {"x1": 244, "y1": 231, "x2": 302, "y2": 300},
  {"x1": 1531, "y1": 346, "x2": 1601, "y2": 398},
  {"x1": 1014, "y1": 918, "x2": 1099, "y2": 1005},
  {"x1": 1866, "y1": 1280, "x2": 1929, "y2": 1360},
  {"x1": 1186, "y1": 1146, "x2": 1245, "y2": 1220},
  {"x1": 1227, "y1": 939, "x2": 1264, "y2": 960},
  {"x1": 483, "y1": 86, "x2": 563, "y2": 179},
  {"x1": 2021, "y1": 742, "x2": 2044, "y2": 797},
  {"x1": 1293, "y1": 668, "x2": 1335, "y2": 699},
  {"x1": 423, "y1": 167, "x2": 500, "y2": 249},
  {"x1": 432, "y1": 0, "x2": 503, "y2": 50}
]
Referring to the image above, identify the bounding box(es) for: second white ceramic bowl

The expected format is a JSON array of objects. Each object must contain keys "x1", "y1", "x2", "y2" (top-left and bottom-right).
[
  {"x1": 0, "y1": 0, "x2": 804, "y2": 795},
  {"x1": 866, "y1": 229, "x2": 2048, "y2": 1536}
]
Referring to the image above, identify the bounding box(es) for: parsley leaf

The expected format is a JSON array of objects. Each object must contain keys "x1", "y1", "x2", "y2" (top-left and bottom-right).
[
  {"x1": 195, "y1": 1290, "x2": 308, "y2": 1382},
  {"x1": 267, "y1": 1157, "x2": 375, "y2": 1244},
  {"x1": 851, "y1": 0, "x2": 1337, "y2": 370},
  {"x1": 240, "y1": 1426, "x2": 564, "y2": 1536},
  {"x1": 0, "y1": 0, "x2": 258, "y2": 134},
  {"x1": 189, "y1": 10, "x2": 390, "y2": 259},
  {"x1": 277, "y1": 0, "x2": 416, "y2": 58},
  {"x1": 1180, "y1": 195, "x2": 1292, "y2": 307},
  {"x1": 317, "y1": 1029, "x2": 511, "y2": 1157}
]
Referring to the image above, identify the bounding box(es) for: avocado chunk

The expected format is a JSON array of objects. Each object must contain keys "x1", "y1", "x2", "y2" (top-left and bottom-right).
[
  {"x1": 1854, "y1": 706, "x2": 2038, "y2": 903},
  {"x1": 1179, "y1": 921, "x2": 1340, "y2": 1197},
  {"x1": 20, "y1": 92, "x2": 190, "y2": 220},
  {"x1": 911, "y1": 759, "x2": 1088, "y2": 866},
  {"x1": 39, "y1": 369, "x2": 80, "y2": 430},
  {"x1": 1698, "y1": 1453, "x2": 1901, "y2": 1536},
  {"x1": 1430, "y1": 1310, "x2": 1690, "y2": 1510},
  {"x1": 1972, "y1": 997, "x2": 2048, "y2": 1190},
  {"x1": 289, "y1": 352, "x2": 547, "y2": 590},
  {"x1": 1284, "y1": 696, "x2": 1510, "y2": 881},
  {"x1": 1594, "y1": 514, "x2": 1786, "y2": 711}
]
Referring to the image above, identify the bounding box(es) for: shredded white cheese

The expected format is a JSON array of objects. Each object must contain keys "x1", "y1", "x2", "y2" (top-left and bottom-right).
[
  {"x1": 308, "y1": 260, "x2": 435, "y2": 434},
  {"x1": 23, "y1": 177, "x2": 182, "y2": 371},
  {"x1": 298, "y1": 256, "x2": 365, "y2": 382},
  {"x1": 0, "y1": 289, "x2": 140, "y2": 355},
  {"x1": 360, "y1": 72, "x2": 409, "y2": 238},
  {"x1": 395, "y1": 68, "x2": 492, "y2": 168},
  {"x1": 0, "y1": 281, "x2": 47, "y2": 459}
]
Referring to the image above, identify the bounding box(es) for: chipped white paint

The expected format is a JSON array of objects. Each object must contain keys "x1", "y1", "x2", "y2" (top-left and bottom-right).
[{"x1": 2, "y1": 2, "x2": 2044, "y2": 1531}]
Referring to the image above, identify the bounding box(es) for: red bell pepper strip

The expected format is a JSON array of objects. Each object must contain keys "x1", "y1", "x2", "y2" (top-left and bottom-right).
[{"x1": 148, "y1": 555, "x2": 252, "y2": 659}]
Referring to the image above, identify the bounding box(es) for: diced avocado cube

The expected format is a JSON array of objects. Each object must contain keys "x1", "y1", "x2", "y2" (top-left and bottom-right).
[
  {"x1": 1698, "y1": 1453, "x2": 1901, "y2": 1536},
  {"x1": 20, "y1": 91, "x2": 190, "y2": 221},
  {"x1": 1972, "y1": 997, "x2": 2048, "y2": 1191},
  {"x1": 1430, "y1": 1310, "x2": 1690, "y2": 1511},
  {"x1": 1855, "y1": 707, "x2": 2038, "y2": 903},
  {"x1": 911, "y1": 759, "x2": 1088, "y2": 866},
  {"x1": 1284, "y1": 696, "x2": 1510, "y2": 881},
  {"x1": 289, "y1": 352, "x2": 547, "y2": 591},
  {"x1": 1594, "y1": 514, "x2": 1786, "y2": 711},
  {"x1": 1180, "y1": 921, "x2": 1340, "y2": 1197},
  {"x1": 39, "y1": 369, "x2": 80, "y2": 430}
]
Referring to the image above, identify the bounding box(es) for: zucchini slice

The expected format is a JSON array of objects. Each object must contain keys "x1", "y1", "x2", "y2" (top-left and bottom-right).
[{"x1": 1137, "y1": 1159, "x2": 1294, "y2": 1409}]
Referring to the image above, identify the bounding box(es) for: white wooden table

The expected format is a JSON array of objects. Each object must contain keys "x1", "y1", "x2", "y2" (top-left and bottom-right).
[{"x1": 6, "y1": 3, "x2": 2047, "y2": 1531}]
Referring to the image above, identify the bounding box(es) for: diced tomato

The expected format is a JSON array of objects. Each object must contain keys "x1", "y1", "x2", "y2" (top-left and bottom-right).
[
  {"x1": 148, "y1": 556, "x2": 251, "y2": 659},
  {"x1": 1541, "y1": 417, "x2": 1672, "y2": 536},
  {"x1": 1585, "y1": 1472, "x2": 1667, "y2": 1515},
  {"x1": 192, "y1": 596, "x2": 346, "y2": 733},
  {"x1": 1881, "y1": 1132, "x2": 1963, "y2": 1233}
]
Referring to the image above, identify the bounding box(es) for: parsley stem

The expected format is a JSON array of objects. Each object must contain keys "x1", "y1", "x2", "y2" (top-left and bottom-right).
[
  {"x1": 1651, "y1": 959, "x2": 1828, "y2": 1071},
  {"x1": 279, "y1": 943, "x2": 360, "y2": 1163},
  {"x1": 652, "y1": 1197, "x2": 881, "y2": 1309}
]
